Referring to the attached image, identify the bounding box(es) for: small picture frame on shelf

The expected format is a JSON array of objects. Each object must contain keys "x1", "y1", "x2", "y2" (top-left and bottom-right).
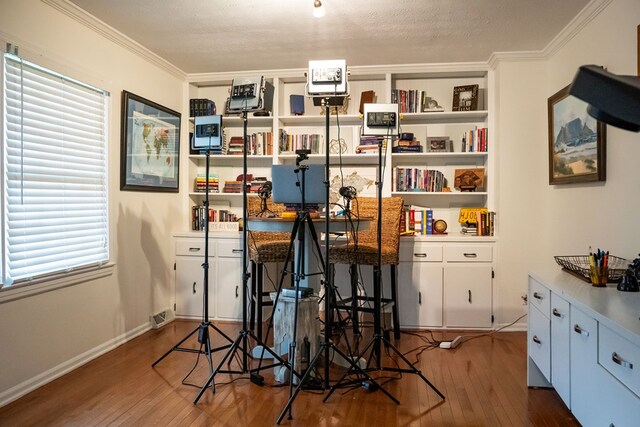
[
  {"x1": 426, "y1": 137, "x2": 452, "y2": 152},
  {"x1": 454, "y1": 168, "x2": 485, "y2": 191},
  {"x1": 452, "y1": 84, "x2": 479, "y2": 111}
]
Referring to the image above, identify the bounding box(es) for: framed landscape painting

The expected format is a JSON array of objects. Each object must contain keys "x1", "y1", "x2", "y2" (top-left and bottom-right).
[{"x1": 548, "y1": 84, "x2": 606, "y2": 185}]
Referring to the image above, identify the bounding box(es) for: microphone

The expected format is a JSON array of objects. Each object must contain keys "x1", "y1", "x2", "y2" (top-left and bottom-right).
[
  {"x1": 259, "y1": 180, "x2": 272, "y2": 197},
  {"x1": 339, "y1": 186, "x2": 357, "y2": 200}
]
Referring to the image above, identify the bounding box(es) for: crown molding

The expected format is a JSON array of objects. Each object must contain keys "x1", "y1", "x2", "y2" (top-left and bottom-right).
[
  {"x1": 488, "y1": 0, "x2": 613, "y2": 69},
  {"x1": 41, "y1": 0, "x2": 186, "y2": 80}
]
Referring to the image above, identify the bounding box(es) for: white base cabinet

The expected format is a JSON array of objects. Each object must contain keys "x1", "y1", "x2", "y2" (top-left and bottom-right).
[
  {"x1": 397, "y1": 239, "x2": 493, "y2": 329},
  {"x1": 527, "y1": 271, "x2": 640, "y2": 426},
  {"x1": 174, "y1": 235, "x2": 244, "y2": 321}
]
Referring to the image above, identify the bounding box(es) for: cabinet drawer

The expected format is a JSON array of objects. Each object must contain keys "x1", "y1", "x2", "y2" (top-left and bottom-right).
[
  {"x1": 599, "y1": 323, "x2": 640, "y2": 398},
  {"x1": 400, "y1": 244, "x2": 443, "y2": 262},
  {"x1": 443, "y1": 245, "x2": 492, "y2": 262},
  {"x1": 175, "y1": 239, "x2": 213, "y2": 257},
  {"x1": 218, "y1": 239, "x2": 244, "y2": 258},
  {"x1": 528, "y1": 277, "x2": 550, "y2": 319},
  {"x1": 528, "y1": 304, "x2": 551, "y2": 382}
]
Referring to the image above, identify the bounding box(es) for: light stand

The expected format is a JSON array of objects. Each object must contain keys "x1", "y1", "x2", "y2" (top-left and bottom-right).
[
  {"x1": 194, "y1": 110, "x2": 289, "y2": 404},
  {"x1": 323, "y1": 104, "x2": 445, "y2": 405},
  {"x1": 275, "y1": 97, "x2": 395, "y2": 424},
  {"x1": 152, "y1": 132, "x2": 234, "y2": 392}
]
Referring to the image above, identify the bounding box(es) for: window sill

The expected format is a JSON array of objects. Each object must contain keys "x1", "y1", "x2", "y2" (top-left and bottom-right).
[{"x1": 0, "y1": 263, "x2": 116, "y2": 304}]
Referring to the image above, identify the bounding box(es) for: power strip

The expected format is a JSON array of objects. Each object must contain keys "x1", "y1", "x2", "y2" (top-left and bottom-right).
[{"x1": 439, "y1": 336, "x2": 462, "y2": 349}]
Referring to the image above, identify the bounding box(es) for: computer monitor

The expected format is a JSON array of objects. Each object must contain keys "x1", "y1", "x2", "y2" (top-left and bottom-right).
[{"x1": 271, "y1": 164, "x2": 325, "y2": 206}]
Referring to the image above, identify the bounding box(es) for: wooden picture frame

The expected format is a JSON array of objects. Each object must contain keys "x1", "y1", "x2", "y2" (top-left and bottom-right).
[
  {"x1": 120, "y1": 91, "x2": 181, "y2": 192},
  {"x1": 454, "y1": 168, "x2": 485, "y2": 191},
  {"x1": 426, "y1": 136, "x2": 452, "y2": 152},
  {"x1": 452, "y1": 84, "x2": 478, "y2": 111},
  {"x1": 548, "y1": 84, "x2": 606, "y2": 185}
]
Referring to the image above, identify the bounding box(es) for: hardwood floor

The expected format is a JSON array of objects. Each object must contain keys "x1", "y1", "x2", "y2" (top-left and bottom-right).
[{"x1": 0, "y1": 320, "x2": 579, "y2": 426}]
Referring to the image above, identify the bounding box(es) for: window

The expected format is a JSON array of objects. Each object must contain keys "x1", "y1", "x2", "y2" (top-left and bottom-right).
[{"x1": 2, "y1": 53, "x2": 109, "y2": 287}]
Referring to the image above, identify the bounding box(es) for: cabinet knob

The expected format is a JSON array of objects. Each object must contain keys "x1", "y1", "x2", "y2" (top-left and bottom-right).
[
  {"x1": 188, "y1": 247, "x2": 201, "y2": 252},
  {"x1": 468, "y1": 289, "x2": 472, "y2": 303},
  {"x1": 232, "y1": 249, "x2": 243, "y2": 254},
  {"x1": 532, "y1": 335, "x2": 541, "y2": 344},
  {"x1": 414, "y1": 253, "x2": 427, "y2": 258},
  {"x1": 236, "y1": 285, "x2": 239, "y2": 298},
  {"x1": 552, "y1": 308, "x2": 564, "y2": 318},
  {"x1": 611, "y1": 352, "x2": 633, "y2": 369},
  {"x1": 533, "y1": 292, "x2": 543, "y2": 300},
  {"x1": 573, "y1": 324, "x2": 589, "y2": 336},
  {"x1": 418, "y1": 292, "x2": 422, "y2": 305},
  {"x1": 463, "y1": 253, "x2": 477, "y2": 258},
  {"x1": 192, "y1": 282, "x2": 196, "y2": 294}
]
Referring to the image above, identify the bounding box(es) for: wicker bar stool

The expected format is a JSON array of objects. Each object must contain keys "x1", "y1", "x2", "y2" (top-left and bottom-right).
[
  {"x1": 246, "y1": 197, "x2": 292, "y2": 340},
  {"x1": 328, "y1": 196, "x2": 404, "y2": 339}
]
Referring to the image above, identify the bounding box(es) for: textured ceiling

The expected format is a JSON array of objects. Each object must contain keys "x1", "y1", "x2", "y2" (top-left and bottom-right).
[{"x1": 68, "y1": 0, "x2": 590, "y2": 74}]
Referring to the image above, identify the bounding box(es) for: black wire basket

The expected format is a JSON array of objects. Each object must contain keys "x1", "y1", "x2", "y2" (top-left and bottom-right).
[{"x1": 554, "y1": 255, "x2": 629, "y2": 283}]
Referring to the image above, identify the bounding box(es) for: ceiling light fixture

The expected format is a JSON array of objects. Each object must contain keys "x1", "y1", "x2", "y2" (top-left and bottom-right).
[{"x1": 313, "y1": 0, "x2": 326, "y2": 18}]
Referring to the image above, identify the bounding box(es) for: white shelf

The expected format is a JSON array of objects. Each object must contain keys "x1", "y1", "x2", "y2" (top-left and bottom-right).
[
  {"x1": 392, "y1": 152, "x2": 487, "y2": 161},
  {"x1": 189, "y1": 154, "x2": 273, "y2": 162},
  {"x1": 278, "y1": 114, "x2": 362, "y2": 126},
  {"x1": 219, "y1": 115, "x2": 273, "y2": 127},
  {"x1": 278, "y1": 153, "x2": 380, "y2": 164},
  {"x1": 399, "y1": 110, "x2": 488, "y2": 123},
  {"x1": 392, "y1": 191, "x2": 488, "y2": 197}
]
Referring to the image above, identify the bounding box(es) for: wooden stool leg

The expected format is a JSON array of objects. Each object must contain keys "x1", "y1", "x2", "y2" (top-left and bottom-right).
[
  {"x1": 390, "y1": 264, "x2": 400, "y2": 339},
  {"x1": 257, "y1": 263, "x2": 264, "y2": 340},
  {"x1": 250, "y1": 261, "x2": 257, "y2": 332},
  {"x1": 350, "y1": 264, "x2": 359, "y2": 335}
]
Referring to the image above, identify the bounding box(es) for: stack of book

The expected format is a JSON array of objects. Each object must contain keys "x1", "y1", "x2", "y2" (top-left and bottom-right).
[
  {"x1": 249, "y1": 176, "x2": 268, "y2": 193},
  {"x1": 227, "y1": 136, "x2": 245, "y2": 155},
  {"x1": 189, "y1": 98, "x2": 216, "y2": 117},
  {"x1": 461, "y1": 224, "x2": 478, "y2": 235},
  {"x1": 223, "y1": 180, "x2": 243, "y2": 193},
  {"x1": 461, "y1": 127, "x2": 488, "y2": 152},
  {"x1": 355, "y1": 136, "x2": 384, "y2": 154},
  {"x1": 194, "y1": 173, "x2": 219, "y2": 193},
  {"x1": 392, "y1": 135, "x2": 422, "y2": 153},
  {"x1": 394, "y1": 167, "x2": 446, "y2": 192}
]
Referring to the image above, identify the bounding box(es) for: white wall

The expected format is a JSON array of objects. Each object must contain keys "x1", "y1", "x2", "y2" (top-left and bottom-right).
[
  {"x1": 493, "y1": 0, "x2": 640, "y2": 325},
  {"x1": 0, "y1": 0, "x2": 185, "y2": 402}
]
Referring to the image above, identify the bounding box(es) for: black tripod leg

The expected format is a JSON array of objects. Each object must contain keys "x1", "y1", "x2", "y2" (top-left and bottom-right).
[
  {"x1": 151, "y1": 324, "x2": 201, "y2": 367},
  {"x1": 323, "y1": 340, "x2": 399, "y2": 405},
  {"x1": 276, "y1": 344, "x2": 326, "y2": 424},
  {"x1": 194, "y1": 332, "x2": 244, "y2": 403},
  {"x1": 382, "y1": 337, "x2": 445, "y2": 400}
]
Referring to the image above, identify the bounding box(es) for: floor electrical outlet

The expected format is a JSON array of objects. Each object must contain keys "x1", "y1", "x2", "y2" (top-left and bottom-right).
[{"x1": 439, "y1": 336, "x2": 462, "y2": 349}]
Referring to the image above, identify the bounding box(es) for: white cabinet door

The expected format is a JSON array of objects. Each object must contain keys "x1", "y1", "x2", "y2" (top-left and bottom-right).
[
  {"x1": 175, "y1": 256, "x2": 215, "y2": 319},
  {"x1": 550, "y1": 292, "x2": 571, "y2": 408},
  {"x1": 215, "y1": 239, "x2": 244, "y2": 321},
  {"x1": 570, "y1": 305, "x2": 602, "y2": 427},
  {"x1": 443, "y1": 265, "x2": 492, "y2": 327},
  {"x1": 398, "y1": 261, "x2": 443, "y2": 327}
]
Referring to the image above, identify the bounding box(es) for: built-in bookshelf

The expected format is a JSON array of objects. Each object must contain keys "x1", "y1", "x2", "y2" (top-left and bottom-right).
[{"x1": 184, "y1": 64, "x2": 494, "y2": 239}]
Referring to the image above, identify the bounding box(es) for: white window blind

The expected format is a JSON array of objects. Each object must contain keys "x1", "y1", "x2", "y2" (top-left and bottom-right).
[{"x1": 2, "y1": 53, "x2": 109, "y2": 284}]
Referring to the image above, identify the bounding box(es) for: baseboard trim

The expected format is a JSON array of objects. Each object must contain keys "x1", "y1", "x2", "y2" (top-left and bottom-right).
[{"x1": 0, "y1": 322, "x2": 151, "y2": 408}]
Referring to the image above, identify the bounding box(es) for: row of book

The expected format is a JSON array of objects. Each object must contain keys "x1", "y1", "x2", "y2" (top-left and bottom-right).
[
  {"x1": 189, "y1": 98, "x2": 216, "y2": 117},
  {"x1": 461, "y1": 127, "x2": 488, "y2": 152},
  {"x1": 394, "y1": 167, "x2": 447, "y2": 192},
  {"x1": 391, "y1": 89, "x2": 429, "y2": 113},
  {"x1": 278, "y1": 130, "x2": 323, "y2": 154},
  {"x1": 462, "y1": 211, "x2": 496, "y2": 236},
  {"x1": 191, "y1": 206, "x2": 237, "y2": 231},
  {"x1": 224, "y1": 132, "x2": 274, "y2": 156},
  {"x1": 194, "y1": 173, "x2": 220, "y2": 193},
  {"x1": 399, "y1": 205, "x2": 436, "y2": 235}
]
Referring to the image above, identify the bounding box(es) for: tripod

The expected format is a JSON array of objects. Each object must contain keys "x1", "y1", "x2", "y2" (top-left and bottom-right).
[
  {"x1": 193, "y1": 110, "x2": 290, "y2": 404},
  {"x1": 152, "y1": 143, "x2": 234, "y2": 390},
  {"x1": 275, "y1": 98, "x2": 395, "y2": 424},
  {"x1": 323, "y1": 125, "x2": 445, "y2": 405}
]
